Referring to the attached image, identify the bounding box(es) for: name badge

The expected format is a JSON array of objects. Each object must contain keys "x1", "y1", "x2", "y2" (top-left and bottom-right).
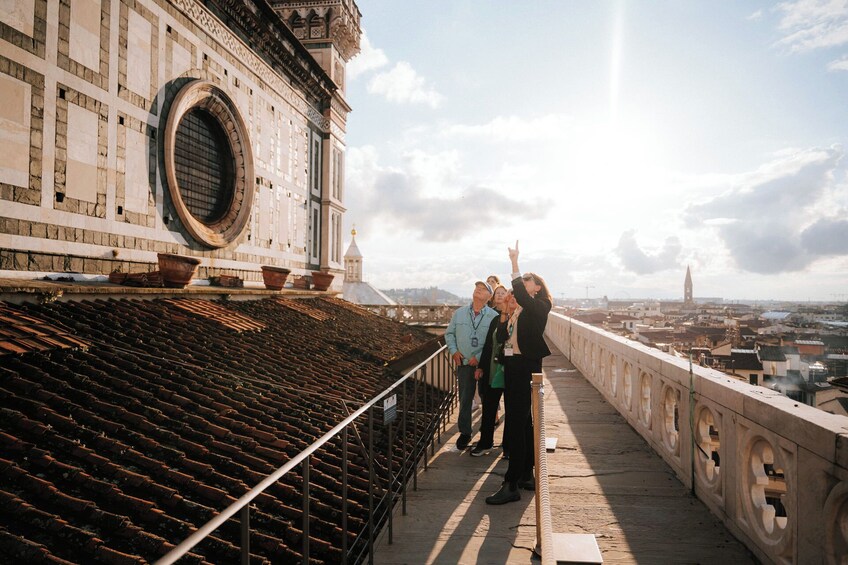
[
  {"x1": 471, "y1": 336, "x2": 479, "y2": 347},
  {"x1": 504, "y1": 344, "x2": 514, "y2": 357}
]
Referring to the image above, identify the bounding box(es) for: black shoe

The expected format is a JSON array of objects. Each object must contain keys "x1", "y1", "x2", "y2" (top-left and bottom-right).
[
  {"x1": 518, "y1": 472, "x2": 535, "y2": 491},
  {"x1": 456, "y1": 434, "x2": 471, "y2": 450},
  {"x1": 485, "y1": 481, "x2": 520, "y2": 505},
  {"x1": 470, "y1": 443, "x2": 492, "y2": 457},
  {"x1": 501, "y1": 449, "x2": 510, "y2": 460}
]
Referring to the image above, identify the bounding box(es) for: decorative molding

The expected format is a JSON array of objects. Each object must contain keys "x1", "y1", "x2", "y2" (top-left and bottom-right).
[
  {"x1": 274, "y1": 0, "x2": 362, "y2": 61},
  {"x1": 169, "y1": 0, "x2": 331, "y2": 132}
]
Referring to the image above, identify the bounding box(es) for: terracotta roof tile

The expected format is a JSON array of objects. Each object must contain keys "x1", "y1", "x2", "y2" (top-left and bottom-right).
[
  {"x1": 0, "y1": 303, "x2": 90, "y2": 356},
  {"x1": 163, "y1": 299, "x2": 266, "y2": 332},
  {"x1": 0, "y1": 296, "x2": 440, "y2": 563}
]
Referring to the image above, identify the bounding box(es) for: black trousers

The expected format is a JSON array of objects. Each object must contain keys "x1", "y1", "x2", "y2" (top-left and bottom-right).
[{"x1": 503, "y1": 355, "x2": 541, "y2": 484}]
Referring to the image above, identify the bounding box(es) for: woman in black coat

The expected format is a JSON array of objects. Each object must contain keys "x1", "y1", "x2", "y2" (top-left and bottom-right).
[{"x1": 486, "y1": 241, "x2": 552, "y2": 505}]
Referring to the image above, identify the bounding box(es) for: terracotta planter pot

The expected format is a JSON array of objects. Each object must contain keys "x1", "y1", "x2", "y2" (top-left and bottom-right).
[
  {"x1": 157, "y1": 253, "x2": 201, "y2": 288},
  {"x1": 311, "y1": 271, "x2": 335, "y2": 291},
  {"x1": 261, "y1": 266, "x2": 290, "y2": 290}
]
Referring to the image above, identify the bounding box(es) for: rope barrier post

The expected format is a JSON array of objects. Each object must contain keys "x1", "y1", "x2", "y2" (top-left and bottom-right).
[{"x1": 531, "y1": 371, "x2": 555, "y2": 565}]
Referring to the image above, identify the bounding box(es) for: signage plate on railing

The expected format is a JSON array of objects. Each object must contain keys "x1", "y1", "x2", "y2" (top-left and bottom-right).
[{"x1": 383, "y1": 394, "x2": 397, "y2": 425}]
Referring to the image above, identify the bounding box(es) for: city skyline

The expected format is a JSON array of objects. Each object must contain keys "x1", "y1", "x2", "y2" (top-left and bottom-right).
[{"x1": 342, "y1": 1, "x2": 848, "y2": 301}]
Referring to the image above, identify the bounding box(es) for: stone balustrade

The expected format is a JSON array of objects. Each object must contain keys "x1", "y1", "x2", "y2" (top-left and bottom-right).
[
  {"x1": 361, "y1": 304, "x2": 458, "y2": 326},
  {"x1": 546, "y1": 312, "x2": 848, "y2": 564}
]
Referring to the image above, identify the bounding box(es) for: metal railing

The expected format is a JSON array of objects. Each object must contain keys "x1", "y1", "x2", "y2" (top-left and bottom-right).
[{"x1": 155, "y1": 344, "x2": 455, "y2": 564}]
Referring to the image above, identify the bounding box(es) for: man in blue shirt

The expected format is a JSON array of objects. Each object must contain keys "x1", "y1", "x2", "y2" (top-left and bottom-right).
[{"x1": 445, "y1": 280, "x2": 497, "y2": 450}]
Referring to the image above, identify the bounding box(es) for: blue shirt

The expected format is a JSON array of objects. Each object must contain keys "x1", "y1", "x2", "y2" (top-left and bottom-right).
[{"x1": 445, "y1": 303, "x2": 498, "y2": 364}]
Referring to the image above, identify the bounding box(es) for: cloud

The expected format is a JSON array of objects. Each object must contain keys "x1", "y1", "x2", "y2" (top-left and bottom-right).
[
  {"x1": 615, "y1": 230, "x2": 682, "y2": 275},
  {"x1": 774, "y1": 0, "x2": 848, "y2": 53},
  {"x1": 685, "y1": 146, "x2": 846, "y2": 274},
  {"x1": 345, "y1": 146, "x2": 550, "y2": 240},
  {"x1": 748, "y1": 9, "x2": 764, "y2": 21},
  {"x1": 440, "y1": 114, "x2": 574, "y2": 142},
  {"x1": 827, "y1": 54, "x2": 848, "y2": 70},
  {"x1": 801, "y1": 217, "x2": 848, "y2": 253},
  {"x1": 367, "y1": 62, "x2": 444, "y2": 108},
  {"x1": 347, "y1": 32, "x2": 389, "y2": 80}
]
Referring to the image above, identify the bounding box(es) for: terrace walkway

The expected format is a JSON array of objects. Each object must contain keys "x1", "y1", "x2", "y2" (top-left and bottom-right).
[{"x1": 375, "y1": 340, "x2": 757, "y2": 564}]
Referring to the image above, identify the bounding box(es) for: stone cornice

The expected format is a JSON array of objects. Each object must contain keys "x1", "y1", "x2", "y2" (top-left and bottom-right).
[{"x1": 204, "y1": 0, "x2": 337, "y2": 99}]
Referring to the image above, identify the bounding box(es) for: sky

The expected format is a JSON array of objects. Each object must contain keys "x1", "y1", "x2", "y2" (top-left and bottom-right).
[{"x1": 340, "y1": 1, "x2": 848, "y2": 302}]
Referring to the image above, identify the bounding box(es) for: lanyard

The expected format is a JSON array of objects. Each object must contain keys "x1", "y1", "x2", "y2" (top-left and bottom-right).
[{"x1": 469, "y1": 306, "x2": 485, "y2": 332}]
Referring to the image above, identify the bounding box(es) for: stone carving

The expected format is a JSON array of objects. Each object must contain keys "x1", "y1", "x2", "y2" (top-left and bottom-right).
[
  {"x1": 694, "y1": 404, "x2": 722, "y2": 494},
  {"x1": 639, "y1": 371, "x2": 652, "y2": 428},
  {"x1": 661, "y1": 383, "x2": 680, "y2": 455}
]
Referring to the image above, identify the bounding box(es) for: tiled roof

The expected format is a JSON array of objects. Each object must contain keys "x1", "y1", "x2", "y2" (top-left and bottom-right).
[
  {"x1": 0, "y1": 296, "x2": 439, "y2": 563},
  {"x1": 730, "y1": 349, "x2": 763, "y2": 371},
  {"x1": 758, "y1": 345, "x2": 786, "y2": 362},
  {"x1": 0, "y1": 303, "x2": 90, "y2": 356}
]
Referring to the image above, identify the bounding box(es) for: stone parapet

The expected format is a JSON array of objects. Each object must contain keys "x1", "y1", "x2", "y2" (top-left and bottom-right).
[
  {"x1": 546, "y1": 312, "x2": 848, "y2": 564},
  {"x1": 362, "y1": 304, "x2": 458, "y2": 326}
]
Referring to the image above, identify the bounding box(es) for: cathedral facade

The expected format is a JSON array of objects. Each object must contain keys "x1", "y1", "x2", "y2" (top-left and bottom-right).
[{"x1": 0, "y1": 0, "x2": 360, "y2": 286}]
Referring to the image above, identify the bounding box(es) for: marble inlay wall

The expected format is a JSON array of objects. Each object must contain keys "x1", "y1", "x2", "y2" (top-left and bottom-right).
[{"x1": 0, "y1": 0, "x2": 350, "y2": 280}]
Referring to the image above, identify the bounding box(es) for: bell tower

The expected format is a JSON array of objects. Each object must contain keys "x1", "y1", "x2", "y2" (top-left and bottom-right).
[
  {"x1": 272, "y1": 0, "x2": 362, "y2": 95},
  {"x1": 684, "y1": 265, "x2": 694, "y2": 305},
  {"x1": 344, "y1": 228, "x2": 363, "y2": 283}
]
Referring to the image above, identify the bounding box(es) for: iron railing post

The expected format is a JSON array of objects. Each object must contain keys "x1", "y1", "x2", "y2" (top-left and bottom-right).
[
  {"x1": 422, "y1": 365, "x2": 429, "y2": 470},
  {"x1": 368, "y1": 406, "x2": 375, "y2": 565},
  {"x1": 387, "y1": 420, "x2": 394, "y2": 545},
  {"x1": 401, "y1": 379, "x2": 408, "y2": 515},
  {"x1": 302, "y1": 454, "x2": 310, "y2": 565},
  {"x1": 342, "y1": 426, "x2": 348, "y2": 564},
  {"x1": 413, "y1": 372, "x2": 419, "y2": 491},
  {"x1": 240, "y1": 506, "x2": 250, "y2": 565},
  {"x1": 438, "y1": 359, "x2": 442, "y2": 445}
]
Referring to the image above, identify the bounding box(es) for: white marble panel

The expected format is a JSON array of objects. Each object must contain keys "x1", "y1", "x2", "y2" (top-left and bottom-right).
[
  {"x1": 124, "y1": 127, "x2": 150, "y2": 213},
  {"x1": 65, "y1": 103, "x2": 98, "y2": 202},
  {"x1": 69, "y1": 0, "x2": 101, "y2": 71},
  {"x1": 0, "y1": 74, "x2": 31, "y2": 187},
  {"x1": 258, "y1": 184, "x2": 270, "y2": 241},
  {"x1": 171, "y1": 41, "x2": 192, "y2": 78},
  {"x1": 126, "y1": 10, "x2": 151, "y2": 96},
  {"x1": 0, "y1": 0, "x2": 35, "y2": 36}
]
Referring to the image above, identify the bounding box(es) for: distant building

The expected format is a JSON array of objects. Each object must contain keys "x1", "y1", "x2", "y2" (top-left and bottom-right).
[{"x1": 342, "y1": 229, "x2": 395, "y2": 305}]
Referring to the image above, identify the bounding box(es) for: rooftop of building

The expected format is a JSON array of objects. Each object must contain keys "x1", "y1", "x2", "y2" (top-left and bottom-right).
[{"x1": 0, "y1": 292, "x2": 438, "y2": 563}]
